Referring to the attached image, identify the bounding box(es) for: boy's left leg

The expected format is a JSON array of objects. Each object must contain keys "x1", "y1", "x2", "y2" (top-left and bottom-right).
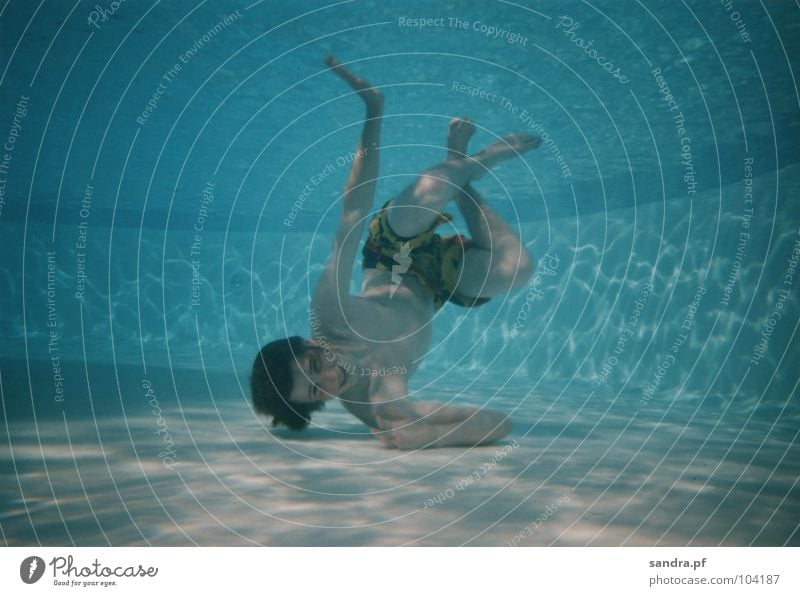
[
  {"x1": 446, "y1": 118, "x2": 534, "y2": 298},
  {"x1": 452, "y1": 183, "x2": 533, "y2": 298}
]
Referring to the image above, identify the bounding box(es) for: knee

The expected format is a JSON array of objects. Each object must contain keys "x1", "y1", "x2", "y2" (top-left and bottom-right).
[
  {"x1": 412, "y1": 170, "x2": 450, "y2": 204},
  {"x1": 414, "y1": 174, "x2": 438, "y2": 198}
]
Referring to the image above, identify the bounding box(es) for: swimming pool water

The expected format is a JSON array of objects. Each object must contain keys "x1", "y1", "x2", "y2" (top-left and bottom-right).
[{"x1": 1, "y1": 0, "x2": 798, "y2": 546}]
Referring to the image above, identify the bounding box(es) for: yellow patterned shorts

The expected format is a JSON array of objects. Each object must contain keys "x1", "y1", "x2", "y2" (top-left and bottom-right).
[{"x1": 362, "y1": 201, "x2": 492, "y2": 311}]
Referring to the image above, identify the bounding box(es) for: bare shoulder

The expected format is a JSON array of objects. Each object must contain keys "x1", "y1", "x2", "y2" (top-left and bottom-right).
[
  {"x1": 365, "y1": 373, "x2": 414, "y2": 421},
  {"x1": 338, "y1": 374, "x2": 384, "y2": 428}
]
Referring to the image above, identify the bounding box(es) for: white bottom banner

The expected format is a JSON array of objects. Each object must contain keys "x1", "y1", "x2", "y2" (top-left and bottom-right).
[{"x1": 1, "y1": 547, "x2": 798, "y2": 595}]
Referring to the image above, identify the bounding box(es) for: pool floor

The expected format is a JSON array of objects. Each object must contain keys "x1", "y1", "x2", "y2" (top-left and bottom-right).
[{"x1": 2, "y1": 364, "x2": 797, "y2": 546}]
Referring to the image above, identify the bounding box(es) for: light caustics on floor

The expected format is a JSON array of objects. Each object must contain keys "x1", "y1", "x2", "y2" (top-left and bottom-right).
[{"x1": 2, "y1": 365, "x2": 798, "y2": 547}]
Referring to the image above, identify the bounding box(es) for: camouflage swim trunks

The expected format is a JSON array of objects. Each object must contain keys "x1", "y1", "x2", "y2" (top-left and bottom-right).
[{"x1": 361, "y1": 201, "x2": 491, "y2": 310}]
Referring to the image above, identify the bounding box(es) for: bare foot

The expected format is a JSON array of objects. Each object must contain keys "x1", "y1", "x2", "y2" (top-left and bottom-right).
[
  {"x1": 325, "y1": 54, "x2": 384, "y2": 114},
  {"x1": 472, "y1": 132, "x2": 541, "y2": 170},
  {"x1": 446, "y1": 116, "x2": 476, "y2": 160}
]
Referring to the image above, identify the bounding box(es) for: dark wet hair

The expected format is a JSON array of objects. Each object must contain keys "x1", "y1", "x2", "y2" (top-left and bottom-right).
[{"x1": 250, "y1": 336, "x2": 326, "y2": 431}]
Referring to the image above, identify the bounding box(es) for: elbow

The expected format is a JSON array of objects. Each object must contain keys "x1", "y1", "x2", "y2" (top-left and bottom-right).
[
  {"x1": 498, "y1": 417, "x2": 513, "y2": 439},
  {"x1": 481, "y1": 413, "x2": 512, "y2": 445},
  {"x1": 482, "y1": 410, "x2": 512, "y2": 439}
]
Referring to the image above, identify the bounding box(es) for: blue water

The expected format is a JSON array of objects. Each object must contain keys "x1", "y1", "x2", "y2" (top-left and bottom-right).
[{"x1": 1, "y1": 0, "x2": 798, "y2": 546}]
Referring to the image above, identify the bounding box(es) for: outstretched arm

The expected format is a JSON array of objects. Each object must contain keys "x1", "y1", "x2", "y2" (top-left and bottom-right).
[
  {"x1": 368, "y1": 375, "x2": 513, "y2": 450},
  {"x1": 313, "y1": 55, "x2": 383, "y2": 315}
]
